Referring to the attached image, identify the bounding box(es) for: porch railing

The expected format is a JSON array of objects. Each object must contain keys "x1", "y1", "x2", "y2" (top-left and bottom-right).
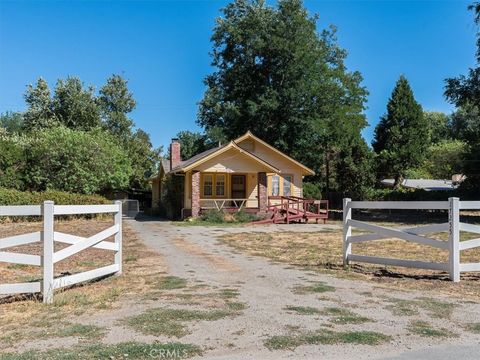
[{"x1": 200, "y1": 198, "x2": 249, "y2": 211}]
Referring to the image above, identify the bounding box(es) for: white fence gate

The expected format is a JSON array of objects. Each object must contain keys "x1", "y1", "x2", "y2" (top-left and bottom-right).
[
  {"x1": 0, "y1": 201, "x2": 122, "y2": 303},
  {"x1": 343, "y1": 197, "x2": 480, "y2": 282}
]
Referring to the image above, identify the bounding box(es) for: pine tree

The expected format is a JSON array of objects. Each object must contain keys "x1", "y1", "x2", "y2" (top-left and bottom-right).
[
  {"x1": 198, "y1": 0, "x2": 370, "y2": 194},
  {"x1": 373, "y1": 75, "x2": 428, "y2": 188}
]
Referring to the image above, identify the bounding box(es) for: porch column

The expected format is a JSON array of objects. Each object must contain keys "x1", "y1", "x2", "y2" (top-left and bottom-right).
[
  {"x1": 192, "y1": 171, "x2": 201, "y2": 217},
  {"x1": 258, "y1": 172, "x2": 267, "y2": 212}
]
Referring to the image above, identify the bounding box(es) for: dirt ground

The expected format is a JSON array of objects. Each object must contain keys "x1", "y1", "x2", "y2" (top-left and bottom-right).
[{"x1": 2, "y1": 218, "x2": 480, "y2": 359}]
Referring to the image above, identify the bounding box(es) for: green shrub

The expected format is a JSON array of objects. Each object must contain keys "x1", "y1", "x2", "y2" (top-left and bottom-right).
[
  {"x1": 200, "y1": 209, "x2": 225, "y2": 223},
  {"x1": 0, "y1": 133, "x2": 27, "y2": 190},
  {"x1": 303, "y1": 182, "x2": 322, "y2": 199},
  {"x1": 160, "y1": 175, "x2": 184, "y2": 220},
  {"x1": 0, "y1": 188, "x2": 109, "y2": 206},
  {"x1": 25, "y1": 126, "x2": 132, "y2": 194},
  {"x1": 234, "y1": 209, "x2": 256, "y2": 223}
]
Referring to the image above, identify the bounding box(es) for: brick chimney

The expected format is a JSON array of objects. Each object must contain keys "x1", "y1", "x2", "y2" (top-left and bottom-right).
[{"x1": 170, "y1": 138, "x2": 181, "y2": 169}]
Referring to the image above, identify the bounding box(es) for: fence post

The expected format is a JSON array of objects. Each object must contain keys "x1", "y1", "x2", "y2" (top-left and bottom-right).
[
  {"x1": 114, "y1": 200, "x2": 123, "y2": 275},
  {"x1": 42, "y1": 201, "x2": 54, "y2": 304},
  {"x1": 448, "y1": 197, "x2": 460, "y2": 282},
  {"x1": 343, "y1": 198, "x2": 352, "y2": 268}
]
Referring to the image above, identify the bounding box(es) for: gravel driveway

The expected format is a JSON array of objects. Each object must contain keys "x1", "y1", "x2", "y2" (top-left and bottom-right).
[{"x1": 126, "y1": 218, "x2": 480, "y2": 360}]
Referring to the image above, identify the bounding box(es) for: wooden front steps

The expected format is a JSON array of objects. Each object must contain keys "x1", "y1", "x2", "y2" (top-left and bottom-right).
[{"x1": 253, "y1": 196, "x2": 328, "y2": 225}]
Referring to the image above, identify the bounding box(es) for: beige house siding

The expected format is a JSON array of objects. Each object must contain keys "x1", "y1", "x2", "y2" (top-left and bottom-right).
[{"x1": 184, "y1": 171, "x2": 192, "y2": 210}]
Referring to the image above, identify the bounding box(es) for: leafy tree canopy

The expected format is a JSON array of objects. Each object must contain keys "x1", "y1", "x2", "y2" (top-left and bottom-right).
[
  {"x1": 444, "y1": 3, "x2": 480, "y2": 192},
  {"x1": 198, "y1": 0, "x2": 370, "y2": 197},
  {"x1": 26, "y1": 127, "x2": 132, "y2": 194},
  {"x1": 8, "y1": 74, "x2": 160, "y2": 193},
  {"x1": 98, "y1": 74, "x2": 137, "y2": 139},
  {"x1": 424, "y1": 111, "x2": 451, "y2": 143},
  {"x1": 0, "y1": 111, "x2": 24, "y2": 134}
]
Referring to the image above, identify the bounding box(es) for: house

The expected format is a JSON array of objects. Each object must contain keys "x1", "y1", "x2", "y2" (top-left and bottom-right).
[
  {"x1": 151, "y1": 131, "x2": 315, "y2": 218},
  {"x1": 380, "y1": 178, "x2": 461, "y2": 191}
]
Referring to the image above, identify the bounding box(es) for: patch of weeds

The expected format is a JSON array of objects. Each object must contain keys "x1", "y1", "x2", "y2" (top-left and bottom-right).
[
  {"x1": 0, "y1": 341, "x2": 201, "y2": 359},
  {"x1": 284, "y1": 306, "x2": 321, "y2": 315},
  {"x1": 334, "y1": 331, "x2": 391, "y2": 345},
  {"x1": 384, "y1": 299, "x2": 419, "y2": 317},
  {"x1": 7, "y1": 264, "x2": 30, "y2": 270},
  {"x1": 465, "y1": 323, "x2": 480, "y2": 334},
  {"x1": 416, "y1": 298, "x2": 455, "y2": 319},
  {"x1": 293, "y1": 282, "x2": 335, "y2": 294},
  {"x1": 52, "y1": 323, "x2": 105, "y2": 339},
  {"x1": 219, "y1": 288, "x2": 240, "y2": 299},
  {"x1": 52, "y1": 292, "x2": 92, "y2": 308},
  {"x1": 20, "y1": 275, "x2": 40, "y2": 283},
  {"x1": 321, "y1": 307, "x2": 373, "y2": 324},
  {"x1": 155, "y1": 276, "x2": 187, "y2": 290},
  {"x1": 0, "y1": 331, "x2": 23, "y2": 346},
  {"x1": 384, "y1": 297, "x2": 455, "y2": 319},
  {"x1": 77, "y1": 261, "x2": 99, "y2": 267},
  {"x1": 124, "y1": 308, "x2": 236, "y2": 338},
  {"x1": 408, "y1": 320, "x2": 456, "y2": 338},
  {"x1": 264, "y1": 335, "x2": 302, "y2": 350},
  {"x1": 125, "y1": 255, "x2": 138, "y2": 263},
  {"x1": 226, "y1": 301, "x2": 247, "y2": 311},
  {"x1": 265, "y1": 330, "x2": 391, "y2": 350}
]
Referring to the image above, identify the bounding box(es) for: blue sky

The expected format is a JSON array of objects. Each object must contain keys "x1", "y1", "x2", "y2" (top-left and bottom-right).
[{"x1": 0, "y1": 0, "x2": 477, "y2": 150}]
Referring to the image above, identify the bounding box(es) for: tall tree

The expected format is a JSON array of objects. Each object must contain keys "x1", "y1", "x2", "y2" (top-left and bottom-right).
[
  {"x1": 23, "y1": 78, "x2": 56, "y2": 130},
  {"x1": 20, "y1": 74, "x2": 159, "y2": 192},
  {"x1": 98, "y1": 74, "x2": 136, "y2": 139},
  {"x1": 52, "y1": 77, "x2": 100, "y2": 130},
  {"x1": 373, "y1": 75, "x2": 428, "y2": 187},
  {"x1": 127, "y1": 129, "x2": 161, "y2": 189},
  {"x1": 445, "y1": 3, "x2": 480, "y2": 191},
  {"x1": 198, "y1": 0, "x2": 369, "y2": 195},
  {"x1": 424, "y1": 111, "x2": 451, "y2": 143}
]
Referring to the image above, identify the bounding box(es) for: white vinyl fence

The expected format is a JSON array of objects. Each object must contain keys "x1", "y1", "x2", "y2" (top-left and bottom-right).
[
  {"x1": 343, "y1": 197, "x2": 480, "y2": 282},
  {"x1": 0, "y1": 201, "x2": 122, "y2": 303}
]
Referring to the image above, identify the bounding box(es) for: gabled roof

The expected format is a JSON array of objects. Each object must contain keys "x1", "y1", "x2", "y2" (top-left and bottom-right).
[
  {"x1": 170, "y1": 145, "x2": 226, "y2": 173},
  {"x1": 234, "y1": 131, "x2": 315, "y2": 175},
  {"x1": 172, "y1": 141, "x2": 280, "y2": 173},
  {"x1": 161, "y1": 159, "x2": 171, "y2": 174},
  {"x1": 155, "y1": 131, "x2": 314, "y2": 177}
]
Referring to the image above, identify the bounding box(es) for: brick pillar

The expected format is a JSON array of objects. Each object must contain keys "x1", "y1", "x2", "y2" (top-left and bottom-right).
[
  {"x1": 258, "y1": 172, "x2": 267, "y2": 212},
  {"x1": 191, "y1": 171, "x2": 201, "y2": 217}
]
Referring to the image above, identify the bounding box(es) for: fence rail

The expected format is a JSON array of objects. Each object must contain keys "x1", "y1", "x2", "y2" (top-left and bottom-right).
[
  {"x1": 343, "y1": 197, "x2": 480, "y2": 282},
  {"x1": 0, "y1": 201, "x2": 122, "y2": 303}
]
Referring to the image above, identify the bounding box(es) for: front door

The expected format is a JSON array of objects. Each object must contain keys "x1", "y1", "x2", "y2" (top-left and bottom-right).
[{"x1": 231, "y1": 175, "x2": 246, "y2": 200}]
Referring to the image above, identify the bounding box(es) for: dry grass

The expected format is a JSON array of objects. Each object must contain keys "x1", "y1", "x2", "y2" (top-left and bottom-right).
[
  {"x1": 219, "y1": 225, "x2": 480, "y2": 298},
  {"x1": 0, "y1": 219, "x2": 168, "y2": 347}
]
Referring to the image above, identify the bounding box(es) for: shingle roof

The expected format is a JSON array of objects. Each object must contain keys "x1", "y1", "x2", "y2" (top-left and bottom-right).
[
  {"x1": 381, "y1": 179, "x2": 457, "y2": 191},
  {"x1": 168, "y1": 145, "x2": 224, "y2": 173}
]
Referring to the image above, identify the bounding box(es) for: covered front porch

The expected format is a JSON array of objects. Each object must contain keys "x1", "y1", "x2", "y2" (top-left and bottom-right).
[{"x1": 188, "y1": 171, "x2": 268, "y2": 217}]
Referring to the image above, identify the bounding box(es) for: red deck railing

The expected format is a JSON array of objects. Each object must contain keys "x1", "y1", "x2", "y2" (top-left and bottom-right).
[{"x1": 254, "y1": 196, "x2": 328, "y2": 224}]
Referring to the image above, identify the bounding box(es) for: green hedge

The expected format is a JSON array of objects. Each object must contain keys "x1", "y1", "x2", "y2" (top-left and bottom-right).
[{"x1": 0, "y1": 188, "x2": 110, "y2": 206}]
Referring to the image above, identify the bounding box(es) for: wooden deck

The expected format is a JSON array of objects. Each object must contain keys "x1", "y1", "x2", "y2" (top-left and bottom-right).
[{"x1": 253, "y1": 196, "x2": 328, "y2": 224}]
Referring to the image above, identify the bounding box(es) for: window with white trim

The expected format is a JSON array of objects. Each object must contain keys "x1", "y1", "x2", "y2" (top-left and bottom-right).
[
  {"x1": 272, "y1": 175, "x2": 280, "y2": 196},
  {"x1": 284, "y1": 175, "x2": 292, "y2": 196},
  {"x1": 216, "y1": 174, "x2": 225, "y2": 196},
  {"x1": 203, "y1": 175, "x2": 213, "y2": 196}
]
